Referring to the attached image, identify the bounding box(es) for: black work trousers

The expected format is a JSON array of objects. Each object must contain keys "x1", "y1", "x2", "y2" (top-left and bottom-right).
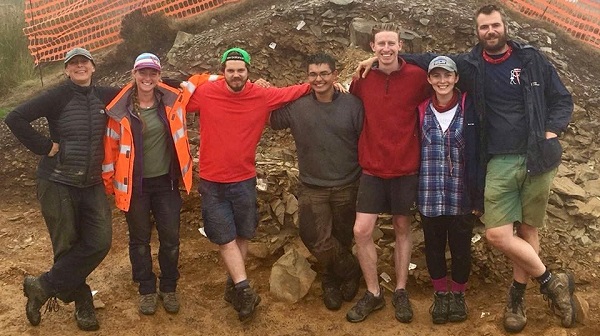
[
  {"x1": 421, "y1": 214, "x2": 474, "y2": 284},
  {"x1": 37, "y1": 179, "x2": 112, "y2": 303},
  {"x1": 125, "y1": 175, "x2": 181, "y2": 295}
]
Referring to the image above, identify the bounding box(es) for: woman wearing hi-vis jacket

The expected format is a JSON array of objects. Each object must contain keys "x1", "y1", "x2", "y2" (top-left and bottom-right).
[{"x1": 102, "y1": 53, "x2": 217, "y2": 315}]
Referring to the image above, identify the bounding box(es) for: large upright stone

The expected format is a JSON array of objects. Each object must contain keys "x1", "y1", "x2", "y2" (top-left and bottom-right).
[
  {"x1": 349, "y1": 18, "x2": 422, "y2": 53},
  {"x1": 269, "y1": 247, "x2": 316, "y2": 303},
  {"x1": 349, "y1": 18, "x2": 374, "y2": 52},
  {"x1": 167, "y1": 31, "x2": 195, "y2": 66}
]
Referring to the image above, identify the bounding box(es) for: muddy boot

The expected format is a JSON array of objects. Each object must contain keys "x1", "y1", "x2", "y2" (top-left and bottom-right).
[
  {"x1": 448, "y1": 291, "x2": 468, "y2": 322},
  {"x1": 322, "y1": 273, "x2": 343, "y2": 311},
  {"x1": 333, "y1": 253, "x2": 361, "y2": 302},
  {"x1": 139, "y1": 293, "x2": 158, "y2": 315},
  {"x1": 159, "y1": 291, "x2": 180, "y2": 314},
  {"x1": 74, "y1": 290, "x2": 99, "y2": 331},
  {"x1": 540, "y1": 272, "x2": 576, "y2": 328},
  {"x1": 23, "y1": 275, "x2": 51, "y2": 326},
  {"x1": 504, "y1": 286, "x2": 526, "y2": 333},
  {"x1": 429, "y1": 291, "x2": 449, "y2": 324},
  {"x1": 235, "y1": 286, "x2": 261, "y2": 323},
  {"x1": 346, "y1": 288, "x2": 385, "y2": 323},
  {"x1": 392, "y1": 288, "x2": 413, "y2": 323},
  {"x1": 224, "y1": 277, "x2": 236, "y2": 308}
]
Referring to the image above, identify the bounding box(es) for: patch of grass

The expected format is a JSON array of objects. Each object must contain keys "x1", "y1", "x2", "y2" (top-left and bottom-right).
[
  {"x1": 0, "y1": 3, "x2": 36, "y2": 97},
  {"x1": 0, "y1": 106, "x2": 12, "y2": 119}
]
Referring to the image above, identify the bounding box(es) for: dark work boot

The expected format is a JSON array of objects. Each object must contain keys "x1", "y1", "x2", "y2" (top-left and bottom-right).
[
  {"x1": 235, "y1": 286, "x2": 261, "y2": 323},
  {"x1": 159, "y1": 291, "x2": 180, "y2": 314},
  {"x1": 224, "y1": 277, "x2": 236, "y2": 308},
  {"x1": 346, "y1": 289, "x2": 385, "y2": 323},
  {"x1": 74, "y1": 290, "x2": 99, "y2": 331},
  {"x1": 448, "y1": 291, "x2": 468, "y2": 322},
  {"x1": 23, "y1": 275, "x2": 51, "y2": 326},
  {"x1": 322, "y1": 274, "x2": 343, "y2": 311},
  {"x1": 339, "y1": 256, "x2": 362, "y2": 302},
  {"x1": 392, "y1": 289, "x2": 413, "y2": 323},
  {"x1": 139, "y1": 293, "x2": 158, "y2": 315},
  {"x1": 331, "y1": 253, "x2": 362, "y2": 302},
  {"x1": 429, "y1": 291, "x2": 449, "y2": 324}
]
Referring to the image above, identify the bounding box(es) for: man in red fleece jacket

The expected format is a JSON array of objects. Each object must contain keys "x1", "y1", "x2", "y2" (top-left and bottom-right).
[
  {"x1": 346, "y1": 23, "x2": 431, "y2": 324},
  {"x1": 185, "y1": 48, "x2": 311, "y2": 322}
]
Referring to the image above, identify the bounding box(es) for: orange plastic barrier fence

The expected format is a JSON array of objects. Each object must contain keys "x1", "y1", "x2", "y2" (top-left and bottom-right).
[
  {"x1": 24, "y1": 0, "x2": 241, "y2": 65},
  {"x1": 501, "y1": 0, "x2": 600, "y2": 49}
]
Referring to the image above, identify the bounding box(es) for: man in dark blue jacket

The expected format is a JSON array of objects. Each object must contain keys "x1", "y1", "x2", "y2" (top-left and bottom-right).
[{"x1": 357, "y1": 4, "x2": 575, "y2": 332}]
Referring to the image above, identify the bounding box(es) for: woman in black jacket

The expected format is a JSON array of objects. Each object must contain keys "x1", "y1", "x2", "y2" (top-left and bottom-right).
[{"x1": 5, "y1": 47, "x2": 119, "y2": 331}]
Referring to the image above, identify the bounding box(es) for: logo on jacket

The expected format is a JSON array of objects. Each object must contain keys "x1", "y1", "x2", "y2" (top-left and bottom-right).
[
  {"x1": 100, "y1": 109, "x2": 105, "y2": 114},
  {"x1": 510, "y1": 68, "x2": 521, "y2": 85}
]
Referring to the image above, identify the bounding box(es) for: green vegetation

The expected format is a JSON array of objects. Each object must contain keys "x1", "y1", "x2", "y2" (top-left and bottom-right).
[
  {"x1": 0, "y1": 106, "x2": 11, "y2": 119},
  {"x1": 0, "y1": 2, "x2": 36, "y2": 97},
  {"x1": 107, "y1": 10, "x2": 176, "y2": 68}
]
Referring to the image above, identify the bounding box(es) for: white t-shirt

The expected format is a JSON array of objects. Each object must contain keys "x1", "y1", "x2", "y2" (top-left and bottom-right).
[{"x1": 431, "y1": 104, "x2": 458, "y2": 133}]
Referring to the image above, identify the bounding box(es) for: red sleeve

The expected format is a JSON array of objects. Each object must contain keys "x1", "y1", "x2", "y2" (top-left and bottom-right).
[
  {"x1": 187, "y1": 90, "x2": 202, "y2": 113},
  {"x1": 264, "y1": 83, "x2": 311, "y2": 111},
  {"x1": 184, "y1": 74, "x2": 223, "y2": 113}
]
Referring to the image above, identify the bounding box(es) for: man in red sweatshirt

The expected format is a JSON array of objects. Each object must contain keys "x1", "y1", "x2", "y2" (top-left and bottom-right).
[
  {"x1": 185, "y1": 48, "x2": 310, "y2": 323},
  {"x1": 346, "y1": 23, "x2": 431, "y2": 323}
]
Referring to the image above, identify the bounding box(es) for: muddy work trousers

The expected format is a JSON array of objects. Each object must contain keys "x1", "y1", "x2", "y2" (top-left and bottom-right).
[
  {"x1": 37, "y1": 179, "x2": 112, "y2": 303},
  {"x1": 298, "y1": 180, "x2": 360, "y2": 284}
]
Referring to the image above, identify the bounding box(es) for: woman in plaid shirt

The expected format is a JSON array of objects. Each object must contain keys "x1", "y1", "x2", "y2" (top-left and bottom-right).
[{"x1": 417, "y1": 56, "x2": 484, "y2": 325}]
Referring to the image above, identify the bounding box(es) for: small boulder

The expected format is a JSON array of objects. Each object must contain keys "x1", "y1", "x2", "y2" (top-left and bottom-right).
[{"x1": 269, "y1": 248, "x2": 316, "y2": 303}]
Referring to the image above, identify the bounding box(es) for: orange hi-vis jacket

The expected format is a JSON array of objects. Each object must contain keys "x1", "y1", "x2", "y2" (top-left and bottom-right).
[{"x1": 102, "y1": 79, "x2": 206, "y2": 211}]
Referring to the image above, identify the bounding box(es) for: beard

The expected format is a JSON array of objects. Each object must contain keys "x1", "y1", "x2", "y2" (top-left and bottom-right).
[
  {"x1": 480, "y1": 32, "x2": 509, "y2": 54},
  {"x1": 226, "y1": 76, "x2": 247, "y2": 92}
]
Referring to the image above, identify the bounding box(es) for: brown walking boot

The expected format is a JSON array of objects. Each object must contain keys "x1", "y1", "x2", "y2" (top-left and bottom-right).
[{"x1": 541, "y1": 272, "x2": 576, "y2": 328}]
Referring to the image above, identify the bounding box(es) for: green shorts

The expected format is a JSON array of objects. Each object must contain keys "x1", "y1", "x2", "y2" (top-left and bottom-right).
[{"x1": 481, "y1": 155, "x2": 557, "y2": 229}]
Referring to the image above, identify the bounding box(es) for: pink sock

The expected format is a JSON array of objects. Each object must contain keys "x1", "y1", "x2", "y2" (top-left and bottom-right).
[
  {"x1": 432, "y1": 277, "x2": 447, "y2": 292},
  {"x1": 451, "y1": 280, "x2": 467, "y2": 293}
]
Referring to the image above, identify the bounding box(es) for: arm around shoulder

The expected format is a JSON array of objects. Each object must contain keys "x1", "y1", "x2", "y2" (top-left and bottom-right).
[{"x1": 264, "y1": 82, "x2": 311, "y2": 111}]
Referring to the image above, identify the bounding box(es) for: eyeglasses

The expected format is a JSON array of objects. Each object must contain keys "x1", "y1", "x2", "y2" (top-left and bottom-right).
[{"x1": 307, "y1": 71, "x2": 333, "y2": 80}]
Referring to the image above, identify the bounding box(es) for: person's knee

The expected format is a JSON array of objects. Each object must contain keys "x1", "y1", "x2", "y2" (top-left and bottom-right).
[
  {"x1": 353, "y1": 222, "x2": 373, "y2": 243},
  {"x1": 516, "y1": 223, "x2": 538, "y2": 239},
  {"x1": 392, "y1": 216, "x2": 411, "y2": 236},
  {"x1": 485, "y1": 227, "x2": 509, "y2": 249}
]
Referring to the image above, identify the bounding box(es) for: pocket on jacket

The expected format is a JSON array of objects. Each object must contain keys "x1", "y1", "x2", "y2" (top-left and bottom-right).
[{"x1": 454, "y1": 129, "x2": 466, "y2": 149}]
